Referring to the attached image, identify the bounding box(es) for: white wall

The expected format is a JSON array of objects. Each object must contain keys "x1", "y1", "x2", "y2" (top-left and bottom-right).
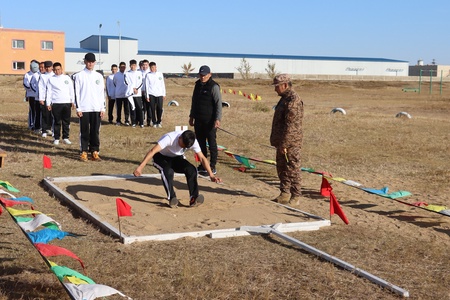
[{"x1": 65, "y1": 38, "x2": 408, "y2": 77}]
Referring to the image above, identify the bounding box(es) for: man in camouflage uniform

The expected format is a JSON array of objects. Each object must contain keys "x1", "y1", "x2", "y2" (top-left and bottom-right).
[{"x1": 270, "y1": 74, "x2": 304, "y2": 205}]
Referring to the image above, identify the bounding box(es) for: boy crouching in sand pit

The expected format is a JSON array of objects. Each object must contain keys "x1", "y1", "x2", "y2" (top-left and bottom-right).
[{"x1": 133, "y1": 130, "x2": 222, "y2": 208}]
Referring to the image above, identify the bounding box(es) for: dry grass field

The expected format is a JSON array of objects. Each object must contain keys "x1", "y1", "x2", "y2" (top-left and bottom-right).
[{"x1": 0, "y1": 74, "x2": 449, "y2": 299}]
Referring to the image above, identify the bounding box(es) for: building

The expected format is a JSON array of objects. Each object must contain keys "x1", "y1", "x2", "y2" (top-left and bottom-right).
[
  {"x1": 408, "y1": 59, "x2": 450, "y2": 77},
  {"x1": 0, "y1": 28, "x2": 65, "y2": 75},
  {"x1": 0, "y1": 29, "x2": 411, "y2": 78},
  {"x1": 66, "y1": 35, "x2": 410, "y2": 78}
]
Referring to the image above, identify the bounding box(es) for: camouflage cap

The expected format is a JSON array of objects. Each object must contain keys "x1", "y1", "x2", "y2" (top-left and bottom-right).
[{"x1": 272, "y1": 73, "x2": 291, "y2": 85}]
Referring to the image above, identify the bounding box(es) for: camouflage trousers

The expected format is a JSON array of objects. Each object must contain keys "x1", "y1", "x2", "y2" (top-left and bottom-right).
[{"x1": 275, "y1": 146, "x2": 302, "y2": 197}]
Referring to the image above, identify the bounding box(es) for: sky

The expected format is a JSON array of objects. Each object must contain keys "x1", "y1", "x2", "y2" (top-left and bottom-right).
[{"x1": 1, "y1": 0, "x2": 449, "y2": 65}]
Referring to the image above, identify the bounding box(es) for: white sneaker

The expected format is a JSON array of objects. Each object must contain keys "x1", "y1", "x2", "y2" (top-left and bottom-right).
[
  {"x1": 153, "y1": 124, "x2": 157, "y2": 128},
  {"x1": 53, "y1": 140, "x2": 59, "y2": 145},
  {"x1": 42, "y1": 133, "x2": 47, "y2": 138},
  {"x1": 63, "y1": 139, "x2": 72, "y2": 145},
  {"x1": 157, "y1": 124, "x2": 162, "y2": 128}
]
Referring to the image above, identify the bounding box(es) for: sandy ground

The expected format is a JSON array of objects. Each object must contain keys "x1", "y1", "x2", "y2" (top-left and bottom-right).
[{"x1": 52, "y1": 175, "x2": 318, "y2": 238}]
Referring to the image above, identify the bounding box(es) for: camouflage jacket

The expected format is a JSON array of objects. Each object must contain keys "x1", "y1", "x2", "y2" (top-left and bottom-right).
[{"x1": 270, "y1": 88, "x2": 304, "y2": 149}]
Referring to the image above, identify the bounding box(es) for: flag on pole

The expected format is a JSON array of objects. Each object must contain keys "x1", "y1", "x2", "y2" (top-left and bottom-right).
[
  {"x1": 320, "y1": 176, "x2": 332, "y2": 197},
  {"x1": 330, "y1": 191, "x2": 349, "y2": 224},
  {"x1": 43, "y1": 155, "x2": 52, "y2": 169},
  {"x1": 116, "y1": 198, "x2": 132, "y2": 217},
  {"x1": 321, "y1": 177, "x2": 349, "y2": 224}
]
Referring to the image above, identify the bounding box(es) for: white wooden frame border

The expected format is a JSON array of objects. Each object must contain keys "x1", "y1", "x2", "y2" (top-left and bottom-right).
[{"x1": 42, "y1": 174, "x2": 330, "y2": 244}]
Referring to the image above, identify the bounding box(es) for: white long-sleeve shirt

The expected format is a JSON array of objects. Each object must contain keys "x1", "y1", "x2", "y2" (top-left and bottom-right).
[
  {"x1": 30, "y1": 72, "x2": 41, "y2": 101},
  {"x1": 140, "y1": 68, "x2": 150, "y2": 93},
  {"x1": 38, "y1": 71, "x2": 54, "y2": 101},
  {"x1": 113, "y1": 71, "x2": 127, "y2": 98},
  {"x1": 23, "y1": 71, "x2": 37, "y2": 97},
  {"x1": 74, "y1": 68, "x2": 106, "y2": 113},
  {"x1": 106, "y1": 74, "x2": 115, "y2": 99},
  {"x1": 45, "y1": 74, "x2": 74, "y2": 106},
  {"x1": 124, "y1": 70, "x2": 143, "y2": 97},
  {"x1": 145, "y1": 71, "x2": 166, "y2": 97}
]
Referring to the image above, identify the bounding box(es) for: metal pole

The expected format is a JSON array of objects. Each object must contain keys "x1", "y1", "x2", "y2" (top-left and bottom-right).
[
  {"x1": 98, "y1": 24, "x2": 102, "y2": 70},
  {"x1": 241, "y1": 225, "x2": 410, "y2": 298},
  {"x1": 440, "y1": 70, "x2": 443, "y2": 95},
  {"x1": 117, "y1": 21, "x2": 121, "y2": 62},
  {"x1": 429, "y1": 70, "x2": 433, "y2": 95},
  {"x1": 419, "y1": 69, "x2": 422, "y2": 94}
]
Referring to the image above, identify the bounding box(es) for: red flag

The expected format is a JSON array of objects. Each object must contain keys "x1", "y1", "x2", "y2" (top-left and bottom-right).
[
  {"x1": 43, "y1": 155, "x2": 52, "y2": 169},
  {"x1": 330, "y1": 191, "x2": 349, "y2": 224},
  {"x1": 320, "y1": 177, "x2": 332, "y2": 197},
  {"x1": 34, "y1": 243, "x2": 85, "y2": 270},
  {"x1": 194, "y1": 153, "x2": 200, "y2": 162},
  {"x1": 116, "y1": 198, "x2": 132, "y2": 217}
]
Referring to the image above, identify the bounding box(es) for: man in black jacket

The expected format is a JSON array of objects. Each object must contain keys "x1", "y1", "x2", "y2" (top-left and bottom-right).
[{"x1": 189, "y1": 65, "x2": 222, "y2": 175}]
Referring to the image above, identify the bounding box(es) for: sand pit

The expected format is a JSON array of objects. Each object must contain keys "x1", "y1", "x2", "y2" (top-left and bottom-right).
[{"x1": 43, "y1": 174, "x2": 329, "y2": 243}]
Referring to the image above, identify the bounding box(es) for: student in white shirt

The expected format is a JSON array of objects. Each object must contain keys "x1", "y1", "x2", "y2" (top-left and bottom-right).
[
  {"x1": 144, "y1": 62, "x2": 166, "y2": 128},
  {"x1": 124, "y1": 59, "x2": 144, "y2": 127},
  {"x1": 74, "y1": 53, "x2": 106, "y2": 162},
  {"x1": 106, "y1": 64, "x2": 118, "y2": 124},
  {"x1": 45, "y1": 62, "x2": 75, "y2": 145},
  {"x1": 38, "y1": 60, "x2": 55, "y2": 137},
  {"x1": 113, "y1": 62, "x2": 130, "y2": 125},
  {"x1": 133, "y1": 130, "x2": 222, "y2": 208},
  {"x1": 23, "y1": 60, "x2": 39, "y2": 130}
]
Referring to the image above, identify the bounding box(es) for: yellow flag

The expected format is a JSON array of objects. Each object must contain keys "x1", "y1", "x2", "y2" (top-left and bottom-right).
[
  {"x1": 66, "y1": 276, "x2": 90, "y2": 285},
  {"x1": 238, "y1": 91, "x2": 243, "y2": 96},
  {"x1": 250, "y1": 93, "x2": 255, "y2": 100},
  {"x1": 228, "y1": 89, "x2": 233, "y2": 94},
  {"x1": 6, "y1": 207, "x2": 42, "y2": 216},
  {"x1": 256, "y1": 95, "x2": 262, "y2": 100}
]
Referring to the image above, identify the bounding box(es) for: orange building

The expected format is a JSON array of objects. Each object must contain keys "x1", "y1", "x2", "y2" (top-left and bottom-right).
[{"x1": 0, "y1": 27, "x2": 65, "y2": 75}]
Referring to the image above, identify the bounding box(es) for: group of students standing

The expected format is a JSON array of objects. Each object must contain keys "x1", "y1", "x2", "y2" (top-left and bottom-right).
[
  {"x1": 105, "y1": 59, "x2": 166, "y2": 128},
  {"x1": 23, "y1": 60, "x2": 75, "y2": 144},
  {"x1": 22, "y1": 53, "x2": 223, "y2": 174}
]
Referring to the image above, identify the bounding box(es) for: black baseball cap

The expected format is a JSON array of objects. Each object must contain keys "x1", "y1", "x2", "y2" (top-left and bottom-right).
[
  {"x1": 84, "y1": 52, "x2": 96, "y2": 62},
  {"x1": 199, "y1": 65, "x2": 211, "y2": 75}
]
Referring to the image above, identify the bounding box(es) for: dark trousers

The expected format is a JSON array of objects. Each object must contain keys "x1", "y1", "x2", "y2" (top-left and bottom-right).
[
  {"x1": 153, "y1": 153, "x2": 198, "y2": 200},
  {"x1": 79, "y1": 111, "x2": 101, "y2": 153},
  {"x1": 144, "y1": 97, "x2": 152, "y2": 125},
  {"x1": 133, "y1": 97, "x2": 144, "y2": 126},
  {"x1": 51, "y1": 103, "x2": 72, "y2": 140},
  {"x1": 149, "y1": 95, "x2": 163, "y2": 125},
  {"x1": 34, "y1": 101, "x2": 41, "y2": 130},
  {"x1": 41, "y1": 103, "x2": 53, "y2": 132},
  {"x1": 194, "y1": 120, "x2": 218, "y2": 168},
  {"x1": 27, "y1": 97, "x2": 35, "y2": 129},
  {"x1": 108, "y1": 97, "x2": 115, "y2": 123},
  {"x1": 115, "y1": 97, "x2": 130, "y2": 123}
]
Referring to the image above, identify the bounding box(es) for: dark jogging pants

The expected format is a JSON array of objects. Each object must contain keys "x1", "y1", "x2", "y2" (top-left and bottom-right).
[
  {"x1": 194, "y1": 120, "x2": 218, "y2": 169},
  {"x1": 51, "y1": 103, "x2": 72, "y2": 140},
  {"x1": 152, "y1": 153, "x2": 198, "y2": 201},
  {"x1": 79, "y1": 111, "x2": 101, "y2": 153}
]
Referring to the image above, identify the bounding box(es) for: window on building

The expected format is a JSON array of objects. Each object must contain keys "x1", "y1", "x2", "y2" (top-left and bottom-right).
[
  {"x1": 41, "y1": 41, "x2": 54, "y2": 50},
  {"x1": 12, "y1": 39, "x2": 25, "y2": 49},
  {"x1": 13, "y1": 61, "x2": 26, "y2": 70}
]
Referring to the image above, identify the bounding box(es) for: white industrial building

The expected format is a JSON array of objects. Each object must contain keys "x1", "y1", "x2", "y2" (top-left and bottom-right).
[{"x1": 65, "y1": 35, "x2": 409, "y2": 78}]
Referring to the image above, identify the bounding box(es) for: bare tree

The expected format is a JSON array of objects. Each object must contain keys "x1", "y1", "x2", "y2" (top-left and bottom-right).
[
  {"x1": 265, "y1": 61, "x2": 278, "y2": 79},
  {"x1": 236, "y1": 58, "x2": 252, "y2": 80},
  {"x1": 181, "y1": 62, "x2": 195, "y2": 77}
]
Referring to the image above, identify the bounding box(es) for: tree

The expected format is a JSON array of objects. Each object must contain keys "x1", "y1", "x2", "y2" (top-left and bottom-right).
[
  {"x1": 265, "y1": 61, "x2": 278, "y2": 79},
  {"x1": 181, "y1": 62, "x2": 195, "y2": 77},
  {"x1": 236, "y1": 58, "x2": 252, "y2": 80}
]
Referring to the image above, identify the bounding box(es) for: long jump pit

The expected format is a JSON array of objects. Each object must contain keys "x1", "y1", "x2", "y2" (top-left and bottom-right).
[{"x1": 43, "y1": 174, "x2": 330, "y2": 244}]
